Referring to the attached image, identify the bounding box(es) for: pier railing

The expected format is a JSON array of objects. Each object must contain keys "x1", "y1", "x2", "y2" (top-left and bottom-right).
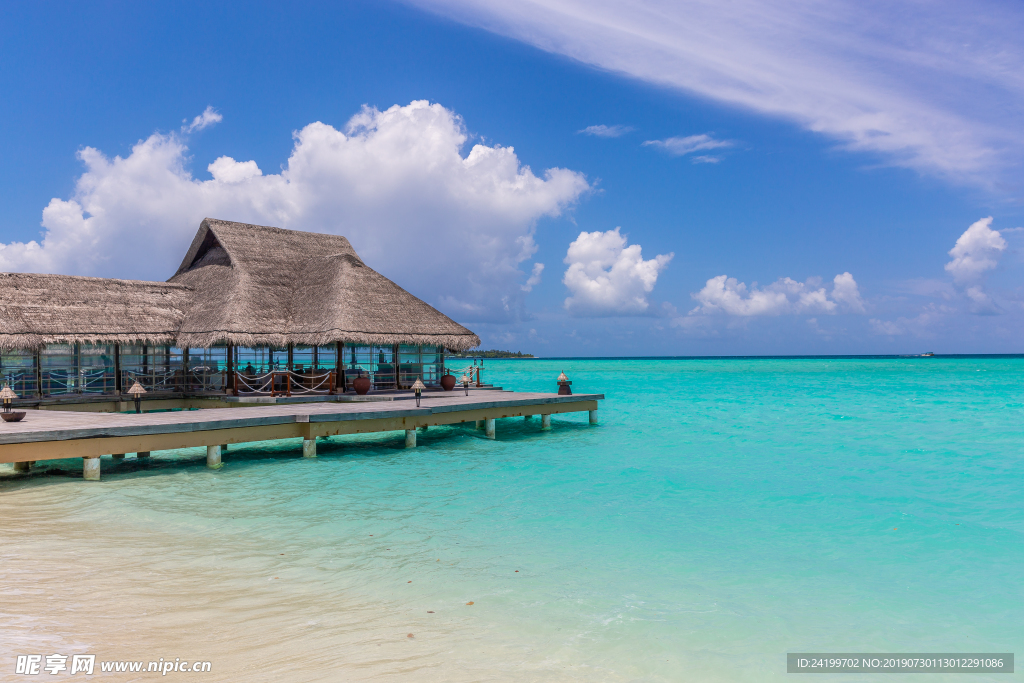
[{"x1": 234, "y1": 370, "x2": 336, "y2": 397}]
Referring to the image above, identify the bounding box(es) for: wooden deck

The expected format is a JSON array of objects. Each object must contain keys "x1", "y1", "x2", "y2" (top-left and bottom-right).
[{"x1": 0, "y1": 390, "x2": 603, "y2": 464}]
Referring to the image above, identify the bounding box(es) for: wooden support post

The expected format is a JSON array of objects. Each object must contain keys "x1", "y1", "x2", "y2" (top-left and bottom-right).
[
  {"x1": 484, "y1": 418, "x2": 495, "y2": 439},
  {"x1": 13, "y1": 461, "x2": 30, "y2": 472},
  {"x1": 112, "y1": 453, "x2": 125, "y2": 459},
  {"x1": 541, "y1": 414, "x2": 551, "y2": 431},
  {"x1": 83, "y1": 456, "x2": 100, "y2": 481},
  {"x1": 302, "y1": 438, "x2": 316, "y2": 458},
  {"x1": 589, "y1": 409, "x2": 598, "y2": 425},
  {"x1": 206, "y1": 445, "x2": 223, "y2": 469},
  {"x1": 405, "y1": 429, "x2": 416, "y2": 448}
]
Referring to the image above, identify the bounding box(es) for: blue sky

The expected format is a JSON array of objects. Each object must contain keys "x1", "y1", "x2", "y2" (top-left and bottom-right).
[{"x1": 1, "y1": 0, "x2": 1022, "y2": 355}]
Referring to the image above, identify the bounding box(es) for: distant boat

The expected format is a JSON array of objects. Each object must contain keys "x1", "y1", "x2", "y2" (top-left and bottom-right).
[{"x1": 920, "y1": 352, "x2": 935, "y2": 357}]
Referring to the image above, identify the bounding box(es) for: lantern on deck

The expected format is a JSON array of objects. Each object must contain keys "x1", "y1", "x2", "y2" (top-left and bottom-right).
[
  {"x1": 461, "y1": 373, "x2": 470, "y2": 396},
  {"x1": 557, "y1": 370, "x2": 572, "y2": 396},
  {"x1": 412, "y1": 377, "x2": 425, "y2": 408},
  {"x1": 0, "y1": 383, "x2": 17, "y2": 413},
  {"x1": 128, "y1": 380, "x2": 147, "y2": 414}
]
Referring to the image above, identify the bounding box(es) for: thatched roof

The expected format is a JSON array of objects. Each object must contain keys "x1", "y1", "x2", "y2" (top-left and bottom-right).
[
  {"x1": 170, "y1": 218, "x2": 480, "y2": 350},
  {"x1": 0, "y1": 273, "x2": 188, "y2": 351}
]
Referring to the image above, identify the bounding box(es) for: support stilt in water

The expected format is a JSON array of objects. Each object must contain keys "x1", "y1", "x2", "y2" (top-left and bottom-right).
[
  {"x1": 206, "y1": 445, "x2": 223, "y2": 469},
  {"x1": 112, "y1": 454, "x2": 125, "y2": 459},
  {"x1": 83, "y1": 456, "x2": 101, "y2": 481},
  {"x1": 541, "y1": 414, "x2": 551, "y2": 431},
  {"x1": 302, "y1": 438, "x2": 317, "y2": 458},
  {"x1": 589, "y1": 409, "x2": 598, "y2": 425},
  {"x1": 484, "y1": 418, "x2": 495, "y2": 440},
  {"x1": 405, "y1": 429, "x2": 417, "y2": 448},
  {"x1": 137, "y1": 452, "x2": 151, "y2": 459},
  {"x1": 524, "y1": 414, "x2": 532, "y2": 421},
  {"x1": 13, "y1": 461, "x2": 30, "y2": 473},
  {"x1": 475, "y1": 420, "x2": 484, "y2": 430}
]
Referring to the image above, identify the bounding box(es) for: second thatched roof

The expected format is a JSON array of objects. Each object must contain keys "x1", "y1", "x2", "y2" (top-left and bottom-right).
[{"x1": 169, "y1": 218, "x2": 480, "y2": 350}]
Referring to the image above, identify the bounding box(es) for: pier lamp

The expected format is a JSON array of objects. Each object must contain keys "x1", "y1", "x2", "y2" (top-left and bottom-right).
[
  {"x1": 461, "y1": 373, "x2": 470, "y2": 395},
  {"x1": 412, "y1": 377, "x2": 425, "y2": 407},
  {"x1": 0, "y1": 383, "x2": 17, "y2": 413},
  {"x1": 557, "y1": 371, "x2": 572, "y2": 396},
  {"x1": 128, "y1": 380, "x2": 147, "y2": 414}
]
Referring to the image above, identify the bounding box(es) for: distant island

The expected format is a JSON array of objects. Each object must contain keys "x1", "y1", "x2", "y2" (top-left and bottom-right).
[{"x1": 446, "y1": 349, "x2": 535, "y2": 359}]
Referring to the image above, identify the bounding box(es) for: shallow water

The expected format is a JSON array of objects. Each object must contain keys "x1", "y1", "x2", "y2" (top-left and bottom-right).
[{"x1": 1, "y1": 358, "x2": 1022, "y2": 681}]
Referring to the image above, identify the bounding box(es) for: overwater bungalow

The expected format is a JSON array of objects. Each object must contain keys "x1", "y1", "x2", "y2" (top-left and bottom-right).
[{"x1": 0, "y1": 218, "x2": 480, "y2": 408}]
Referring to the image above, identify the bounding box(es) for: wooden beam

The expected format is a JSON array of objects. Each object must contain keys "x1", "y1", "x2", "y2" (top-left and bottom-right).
[{"x1": 0, "y1": 399, "x2": 599, "y2": 463}]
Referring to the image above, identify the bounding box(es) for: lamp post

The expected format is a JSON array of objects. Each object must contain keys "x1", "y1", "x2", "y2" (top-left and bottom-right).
[
  {"x1": 0, "y1": 383, "x2": 17, "y2": 413},
  {"x1": 557, "y1": 370, "x2": 572, "y2": 395},
  {"x1": 128, "y1": 380, "x2": 147, "y2": 414},
  {"x1": 461, "y1": 373, "x2": 470, "y2": 396},
  {"x1": 412, "y1": 377, "x2": 425, "y2": 408}
]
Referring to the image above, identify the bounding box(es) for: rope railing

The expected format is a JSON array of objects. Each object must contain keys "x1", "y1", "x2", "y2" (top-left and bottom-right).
[{"x1": 234, "y1": 369, "x2": 336, "y2": 397}]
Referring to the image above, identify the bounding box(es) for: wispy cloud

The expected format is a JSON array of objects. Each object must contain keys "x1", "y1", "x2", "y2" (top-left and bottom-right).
[
  {"x1": 183, "y1": 106, "x2": 222, "y2": 133},
  {"x1": 643, "y1": 133, "x2": 732, "y2": 157},
  {"x1": 409, "y1": 0, "x2": 1024, "y2": 190},
  {"x1": 578, "y1": 124, "x2": 635, "y2": 138}
]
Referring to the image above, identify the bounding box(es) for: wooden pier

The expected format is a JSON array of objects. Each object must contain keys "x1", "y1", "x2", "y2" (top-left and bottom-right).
[{"x1": 0, "y1": 390, "x2": 603, "y2": 478}]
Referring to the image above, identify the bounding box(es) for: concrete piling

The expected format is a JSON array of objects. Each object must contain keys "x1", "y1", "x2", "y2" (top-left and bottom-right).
[
  {"x1": 484, "y1": 418, "x2": 495, "y2": 440},
  {"x1": 112, "y1": 453, "x2": 125, "y2": 459},
  {"x1": 83, "y1": 456, "x2": 101, "y2": 481},
  {"x1": 475, "y1": 420, "x2": 484, "y2": 430},
  {"x1": 207, "y1": 445, "x2": 223, "y2": 469},
  {"x1": 405, "y1": 429, "x2": 417, "y2": 448},
  {"x1": 541, "y1": 414, "x2": 551, "y2": 431},
  {"x1": 302, "y1": 438, "x2": 317, "y2": 458},
  {"x1": 13, "y1": 461, "x2": 30, "y2": 472},
  {"x1": 589, "y1": 409, "x2": 598, "y2": 425},
  {"x1": 137, "y1": 452, "x2": 151, "y2": 458}
]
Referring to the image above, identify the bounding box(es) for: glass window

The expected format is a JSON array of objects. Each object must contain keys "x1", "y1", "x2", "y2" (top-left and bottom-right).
[
  {"x1": 315, "y1": 345, "x2": 338, "y2": 372},
  {"x1": 0, "y1": 348, "x2": 37, "y2": 397},
  {"x1": 396, "y1": 344, "x2": 442, "y2": 387},
  {"x1": 40, "y1": 343, "x2": 77, "y2": 396},
  {"x1": 342, "y1": 344, "x2": 396, "y2": 390},
  {"x1": 120, "y1": 345, "x2": 183, "y2": 393},
  {"x1": 233, "y1": 346, "x2": 287, "y2": 375},
  {"x1": 79, "y1": 344, "x2": 116, "y2": 394},
  {"x1": 189, "y1": 346, "x2": 229, "y2": 392}
]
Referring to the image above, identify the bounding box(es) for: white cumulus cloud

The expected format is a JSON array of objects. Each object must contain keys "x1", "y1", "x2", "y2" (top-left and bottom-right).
[
  {"x1": 689, "y1": 272, "x2": 864, "y2": 316},
  {"x1": 0, "y1": 101, "x2": 590, "y2": 322},
  {"x1": 562, "y1": 227, "x2": 672, "y2": 315},
  {"x1": 945, "y1": 216, "x2": 1006, "y2": 283},
  {"x1": 578, "y1": 124, "x2": 634, "y2": 138}
]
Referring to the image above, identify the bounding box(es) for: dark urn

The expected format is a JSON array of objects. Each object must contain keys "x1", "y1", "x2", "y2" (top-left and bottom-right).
[{"x1": 353, "y1": 375, "x2": 372, "y2": 395}]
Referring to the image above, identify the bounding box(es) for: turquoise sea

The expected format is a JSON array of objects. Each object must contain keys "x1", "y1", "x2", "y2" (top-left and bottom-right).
[{"x1": 2, "y1": 357, "x2": 1022, "y2": 681}]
